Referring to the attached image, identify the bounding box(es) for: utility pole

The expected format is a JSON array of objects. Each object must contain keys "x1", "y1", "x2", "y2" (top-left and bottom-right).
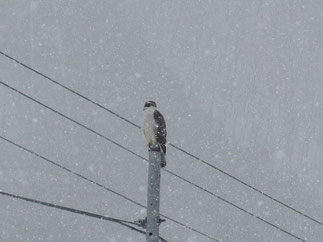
[{"x1": 146, "y1": 144, "x2": 162, "y2": 242}]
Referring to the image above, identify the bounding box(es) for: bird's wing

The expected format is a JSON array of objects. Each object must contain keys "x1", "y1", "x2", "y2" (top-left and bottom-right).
[{"x1": 153, "y1": 110, "x2": 167, "y2": 145}]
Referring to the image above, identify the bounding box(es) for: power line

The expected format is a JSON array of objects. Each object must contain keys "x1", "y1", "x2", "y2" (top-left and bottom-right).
[
  {"x1": 0, "y1": 86, "x2": 306, "y2": 242},
  {"x1": 0, "y1": 135, "x2": 218, "y2": 242},
  {"x1": 0, "y1": 134, "x2": 145, "y2": 209},
  {"x1": 0, "y1": 81, "x2": 144, "y2": 162},
  {"x1": 168, "y1": 143, "x2": 322, "y2": 227},
  {"x1": 164, "y1": 170, "x2": 306, "y2": 242},
  {"x1": 0, "y1": 190, "x2": 139, "y2": 226},
  {"x1": 0, "y1": 51, "x2": 320, "y2": 227},
  {"x1": 0, "y1": 190, "x2": 170, "y2": 242},
  {"x1": 0, "y1": 50, "x2": 140, "y2": 129}
]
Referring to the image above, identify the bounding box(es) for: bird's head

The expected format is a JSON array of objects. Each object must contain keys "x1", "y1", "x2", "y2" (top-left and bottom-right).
[{"x1": 144, "y1": 101, "x2": 157, "y2": 110}]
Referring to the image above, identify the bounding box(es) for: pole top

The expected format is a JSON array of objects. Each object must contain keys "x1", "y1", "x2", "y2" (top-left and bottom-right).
[{"x1": 149, "y1": 144, "x2": 160, "y2": 151}]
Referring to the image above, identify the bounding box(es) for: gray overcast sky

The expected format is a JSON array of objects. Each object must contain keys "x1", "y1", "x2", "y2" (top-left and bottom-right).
[{"x1": 0, "y1": 1, "x2": 322, "y2": 241}]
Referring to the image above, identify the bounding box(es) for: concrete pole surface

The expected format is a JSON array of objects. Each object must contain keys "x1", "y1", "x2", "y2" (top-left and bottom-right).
[{"x1": 146, "y1": 144, "x2": 162, "y2": 242}]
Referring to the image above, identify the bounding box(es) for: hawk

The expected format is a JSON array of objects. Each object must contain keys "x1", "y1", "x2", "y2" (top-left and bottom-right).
[{"x1": 142, "y1": 101, "x2": 167, "y2": 167}]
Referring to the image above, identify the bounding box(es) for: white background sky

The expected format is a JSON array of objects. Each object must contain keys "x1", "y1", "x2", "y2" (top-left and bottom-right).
[{"x1": 0, "y1": 1, "x2": 322, "y2": 241}]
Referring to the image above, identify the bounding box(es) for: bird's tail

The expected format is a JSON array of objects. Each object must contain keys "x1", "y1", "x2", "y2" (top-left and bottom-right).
[
  {"x1": 160, "y1": 144, "x2": 166, "y2": 156},
  {"x1": 159, "y1": 144, "x2": 166, "y2": 168}
]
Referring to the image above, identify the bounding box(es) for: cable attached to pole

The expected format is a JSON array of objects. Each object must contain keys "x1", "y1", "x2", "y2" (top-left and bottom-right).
[
  {"x1": 0, "y1": 190, "x2": 169, "y2": 242},
  {"x1": 0, "y1": 190, "x2": 143, "y2": 233}
]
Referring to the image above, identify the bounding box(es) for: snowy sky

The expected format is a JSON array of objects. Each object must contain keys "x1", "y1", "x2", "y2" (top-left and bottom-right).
[{"x1": 0, "y1": 1, "x2": 322, "y2": 241}]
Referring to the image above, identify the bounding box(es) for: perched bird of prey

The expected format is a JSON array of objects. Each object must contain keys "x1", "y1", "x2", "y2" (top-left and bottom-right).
[{"x1": 142, "y1": 101, "x2": 167, "y2": 167}]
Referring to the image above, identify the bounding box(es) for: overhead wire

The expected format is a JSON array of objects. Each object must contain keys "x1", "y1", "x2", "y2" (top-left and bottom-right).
[
  {"x1": 0, "y1": 83, "x2": 306, "y2": 242},
  {"x1": 0, "y1": 134, "x2": 145, "y2": 209},
  {"x1": 0, "y1": 51, "x2": 140, "y2": 128},
  {"x1": 0, "y1": 190, "x2": 139, "y2": 226},
  {"x1": 0, "y1": 190, "x2": 168, "y2": 242},
  {"x1": 0, "y1": 134, "x2": 218, "y2": 242},
  {"x1": 0, "y1": 50, "x2": 320, "y2": 227}
]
